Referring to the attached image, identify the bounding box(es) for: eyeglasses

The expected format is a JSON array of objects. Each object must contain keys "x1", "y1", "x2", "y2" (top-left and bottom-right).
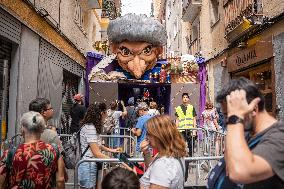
[{"x1": 117, "y1": 45, "x2": 154, "y2": 59}]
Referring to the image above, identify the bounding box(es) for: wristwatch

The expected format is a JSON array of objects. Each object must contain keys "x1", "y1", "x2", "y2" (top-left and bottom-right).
[{"x1": 226, "y1": 115, "x2": 245, "y2": 125}]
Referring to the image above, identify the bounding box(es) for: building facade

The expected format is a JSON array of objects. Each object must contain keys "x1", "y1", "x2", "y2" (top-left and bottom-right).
[
  {"x1": 0, "y1": 0, "x2": 105, "y2": 138},
  {"x1": 180, "y1": 0, "x2": 284, "y2": 120}
]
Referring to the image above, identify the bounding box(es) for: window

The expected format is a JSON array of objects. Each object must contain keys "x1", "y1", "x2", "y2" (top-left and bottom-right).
[
  {"x1": 191, "y1": 17, "x2": 200, "y2": 42},
  {"x1": 173, "y1": 20, "x2": 178, "y2": 39},
  {"x1": 92, "y1": 24, "x2": 97, "y2": 44},
  {"x1": 74, "y1": 0, "x2": 83, "y2": 26},
  {"x1": 192, "y1": 26, "x2": 198, "y2": 41},
  {"x1": 210, "y1": 0, "x2": 219, "y2": 26}
]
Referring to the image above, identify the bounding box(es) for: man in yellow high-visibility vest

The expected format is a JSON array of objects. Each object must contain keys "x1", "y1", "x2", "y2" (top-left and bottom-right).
[
  {"x1": 175, "y1": 92, "x2": 197, "y2": 153},
  {"x1": 175, "y1": 93, "x2": 197, "y2": 180}
]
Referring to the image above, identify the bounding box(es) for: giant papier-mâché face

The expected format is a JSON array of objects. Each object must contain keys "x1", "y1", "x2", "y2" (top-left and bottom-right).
[{"x1": 112, "y1": 41, "x2": 163, "y2": 79}]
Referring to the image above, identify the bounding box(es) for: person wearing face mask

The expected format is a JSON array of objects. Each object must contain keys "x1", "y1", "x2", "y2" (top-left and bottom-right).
[{"x1": 208, "y1": 77, "x2": 284, "y2": 189}]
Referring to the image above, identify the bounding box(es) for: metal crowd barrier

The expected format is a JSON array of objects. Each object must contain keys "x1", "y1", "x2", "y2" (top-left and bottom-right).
[
  {"x1": 177, "y1": 128, "x2": 225, "y2": 157},
  {"x1": 205, "y1": 130, "x2": 226, "y2": 157},
  {"x1": 59, "y1": 133, "x2": 137, "y2": 157},
  {"x1": 176, "y1": 128, "x2": 226, "y2": 180},
  {"x1": 73, "y1": 156, "x2": 223, "y2": 189},
  {"x1": 108, "y1": 127, "x2": 135, "y2": 137},
  {"x1": 100, "y1": 134, "x2": 137, "y2": 157}
]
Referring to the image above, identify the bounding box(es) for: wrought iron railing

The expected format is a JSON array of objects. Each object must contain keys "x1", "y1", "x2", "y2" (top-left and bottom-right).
[
  {"x1": 189, "y1": 38, "x2": 200, "y2": 56},
  {"x1": 101, "y1": 0, "x2": 119, "y2": 20},
  {"x1": 224, "y1": 0, "x2": 263, "y2": 35}
]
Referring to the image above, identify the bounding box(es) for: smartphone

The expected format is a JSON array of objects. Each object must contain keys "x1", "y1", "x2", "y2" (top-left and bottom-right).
[
  {"x1": 115, "y1": 153, "x2": 144, "y2": 170},
  {"x1": 114, "y1": 153, "x2": 134, "y2": 168}
]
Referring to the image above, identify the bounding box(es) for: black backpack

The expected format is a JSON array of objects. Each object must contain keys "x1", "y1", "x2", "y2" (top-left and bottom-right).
[
  {"x1": 207, "y1": 133, "x2": 264, "y2": 189},
  {"x1": 62, "y1": 128, "x2": 89, "y2": 169}
]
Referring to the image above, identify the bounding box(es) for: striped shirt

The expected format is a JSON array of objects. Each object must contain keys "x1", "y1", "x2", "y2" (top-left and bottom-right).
[{"x1": 80, "y1": 123, "x2": 102, "y2": 158}]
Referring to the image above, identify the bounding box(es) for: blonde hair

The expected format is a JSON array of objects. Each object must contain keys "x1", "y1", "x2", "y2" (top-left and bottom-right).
[{"x1": 146, "y1": 115, "x2": 187, "y2": 158}]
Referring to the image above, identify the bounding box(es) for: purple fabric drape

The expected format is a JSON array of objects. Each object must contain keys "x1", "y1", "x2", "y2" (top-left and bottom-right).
[
  {"x1": 196, "y1": 56, "x2": 207, "y2": 129},
  {"x1": 85, "y1": 52, "x2": 104, "y2": 107},
  {"x1": 196, "y1": 57, "x2": 206, "y2": 140}
]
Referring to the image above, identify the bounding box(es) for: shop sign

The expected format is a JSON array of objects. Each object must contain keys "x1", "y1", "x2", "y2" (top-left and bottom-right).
[
  {"x1": 227, "y1": 40, "x2": 273, "y2": 72},
  {"x1": 235, "y1": 50, "x2": 257, "y2": 66}
]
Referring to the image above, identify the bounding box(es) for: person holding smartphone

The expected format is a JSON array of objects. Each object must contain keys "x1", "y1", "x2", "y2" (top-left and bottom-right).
[{"x1": 140, "y1": 115, "x2": 186, "y2": 189}]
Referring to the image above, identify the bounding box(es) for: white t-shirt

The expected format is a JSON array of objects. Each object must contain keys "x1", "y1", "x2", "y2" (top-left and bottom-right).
[
  {"x1": 148, "y1": 109, "x2": 160, "y2": 117},
  {"x1": 140, "y1": 156, "x2": 185, "y2": 189},
  {"x1": 107, "y1": 109, "x2": 123, "y2": 133},
  {"x1": 80, "y1": 123, "x2": 102, "y2": 158}
]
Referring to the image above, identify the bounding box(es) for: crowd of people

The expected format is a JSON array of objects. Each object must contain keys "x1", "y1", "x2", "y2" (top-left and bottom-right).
[{"x1": 0, "y1": 77, "x2": 283, "y2": 189}]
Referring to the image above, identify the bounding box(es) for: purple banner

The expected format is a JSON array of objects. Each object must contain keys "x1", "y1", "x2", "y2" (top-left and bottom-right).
[{"x1": 85, "y1": 52, "x2": 103, "y2": 107}]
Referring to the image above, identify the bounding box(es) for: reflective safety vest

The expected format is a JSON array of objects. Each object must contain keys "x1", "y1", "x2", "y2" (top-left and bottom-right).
[{"x1": 175, "y1": 104, "x2": 194, "y2": 131}]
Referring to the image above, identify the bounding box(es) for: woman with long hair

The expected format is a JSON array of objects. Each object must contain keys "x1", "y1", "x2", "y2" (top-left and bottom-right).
[
  {"x1": 140, "y1": 115, "x2": 187, "y2": 189},
  {"x1": 78, "y1": 102, "x2": 120, "y2": 189}
]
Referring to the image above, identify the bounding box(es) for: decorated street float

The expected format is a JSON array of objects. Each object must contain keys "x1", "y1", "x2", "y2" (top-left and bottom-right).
[{"x1": 85, "y1": 14, "x2": 207, "y2": 124}]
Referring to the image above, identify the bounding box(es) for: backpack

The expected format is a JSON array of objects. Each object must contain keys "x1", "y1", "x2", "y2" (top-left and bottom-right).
[
  {"x1": 62, "y1": 128, "x2": 89, "y2": 169},
  {"x1": 207, "y1": 133, "x2": 265, "y2": 189},
  {"x1": 4, "y1": 144, "x2": 18, "y2": 189},
  {"x1": 103, "y1": 110, "x2": 116, "y2": 134}
]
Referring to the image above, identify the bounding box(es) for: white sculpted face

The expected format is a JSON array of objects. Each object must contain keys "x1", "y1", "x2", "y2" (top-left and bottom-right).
[{"x1": 112, "y1": 41, "x2": 162, "y2": 79}]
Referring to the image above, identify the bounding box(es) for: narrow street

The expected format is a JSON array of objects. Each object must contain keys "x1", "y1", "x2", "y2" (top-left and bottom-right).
[{"x1": 1, "y1": 0, "x2": 284, "y2": 188}]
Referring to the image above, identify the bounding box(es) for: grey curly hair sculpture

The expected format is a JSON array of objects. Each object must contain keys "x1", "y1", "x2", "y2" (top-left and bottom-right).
[{"x1": 107, "y1": 13, "x2": 167, "y2": 46}]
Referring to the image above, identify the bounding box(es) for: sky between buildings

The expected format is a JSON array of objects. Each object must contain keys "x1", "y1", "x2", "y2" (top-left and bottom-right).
[{"x1": 121, "y1": 0, "x2": 152, "y2": 16}]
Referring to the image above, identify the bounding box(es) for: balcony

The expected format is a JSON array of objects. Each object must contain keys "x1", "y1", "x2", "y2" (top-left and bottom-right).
[
  {"x1": 188, "y1": 38, "x2": 200, "y2": 56},
  {"x1": 101, "y1": 0, "x2": 119, "y2": 20},
  {"x1": 88, "y1": 0, "x2": 102, "y2": 9},
  {"x1": 182, "y1": 0, "x2": 202, "y2": 23},
  {"x1": 224, "y1": 0, "x2": 264, "y2": 42}
]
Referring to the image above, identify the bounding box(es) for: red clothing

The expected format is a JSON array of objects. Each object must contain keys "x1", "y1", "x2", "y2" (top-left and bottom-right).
[{"x1": 0, "y1": 141, "x2": 59, "y2": 189}]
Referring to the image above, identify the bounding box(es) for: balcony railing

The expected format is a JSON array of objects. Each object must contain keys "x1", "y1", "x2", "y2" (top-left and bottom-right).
[
  {"x1": 182, "y1": 0, "x2": 202, "y2": 22},
  {"x1": 189, "y1": 38, "x2": 200, "y2": 56},
  {"x1": 224, "y1": 0, "x2": 263, "y2": 36},
  {"x1": 101, "y1": 0, "x2": 119, "y2": 20}
]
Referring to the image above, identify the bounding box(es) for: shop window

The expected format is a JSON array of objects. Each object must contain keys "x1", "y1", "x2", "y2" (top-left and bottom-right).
[
  {"x1": 233, "y1": 62, "x2": 274, "y2": 114},
  {"x1": 250, "y1": 68, "x2": 273, "y2": 112}
]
